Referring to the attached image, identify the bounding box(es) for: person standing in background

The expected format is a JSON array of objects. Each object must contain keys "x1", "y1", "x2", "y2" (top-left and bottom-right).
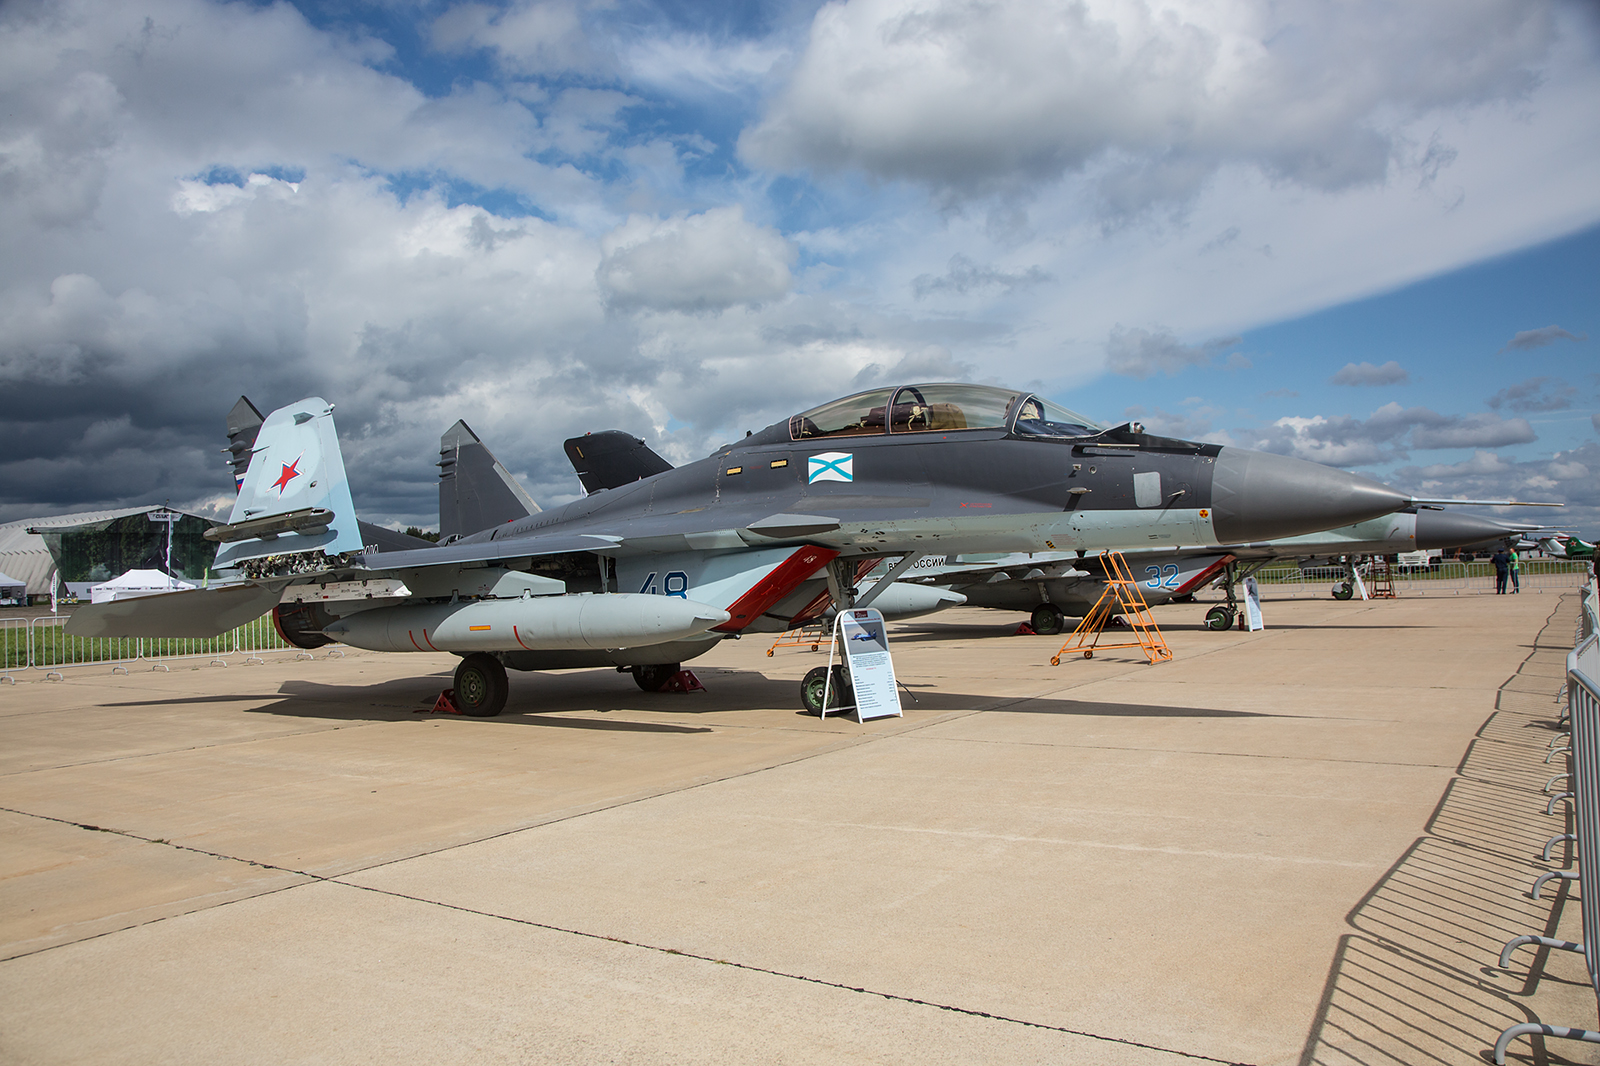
[
  {"x1": 1491, "y1": 545, "x2": 1511, "y2": 594},
  {"x1": 1508, "y1": 546, "x2": 1521, "y2": 593}
]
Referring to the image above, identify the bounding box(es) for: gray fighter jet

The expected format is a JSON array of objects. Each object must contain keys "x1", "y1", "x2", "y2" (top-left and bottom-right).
[
  {"x1": 901, "y1": 506, "x2": 1542, "y2": 633},
  {"x1": 70, "y1": 382, "x2": 1429, "y2": 715}
]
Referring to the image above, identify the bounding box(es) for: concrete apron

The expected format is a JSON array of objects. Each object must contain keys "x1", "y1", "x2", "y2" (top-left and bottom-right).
[{"x1": 0, "y1": 592, "x2": 1592, "y2": 1065}]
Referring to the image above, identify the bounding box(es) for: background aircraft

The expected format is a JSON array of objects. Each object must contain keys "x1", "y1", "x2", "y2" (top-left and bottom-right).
[
  {"x1": 900, "y1": 507, "x2": 1552, "y2": 632},
  {"x1": 71, "y1": 382, "x2": 1433, "y2": 715}
]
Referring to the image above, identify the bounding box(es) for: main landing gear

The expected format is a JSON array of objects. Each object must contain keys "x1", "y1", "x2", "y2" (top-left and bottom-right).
[
  {"x1": 453, "y1": 653, "x2": 509, "y2": 716},
  {"x1": 1030, "y1": 603, "x2": 1067, "y2": 636},
  {"x1": 631, "y1": 663, "x2": 681, "y2": 692}
]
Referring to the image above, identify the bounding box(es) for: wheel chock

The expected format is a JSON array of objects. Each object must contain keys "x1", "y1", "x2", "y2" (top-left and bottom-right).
[
  {"x1": 415, "y1": 689, "x2": 464, "y2": 714},
  {"x1": 662, "y1": 670, "x2": 705, "y2": 693},
  {"x1": 1014, "y1": 622, "x2": 1037, "y2": 636}
]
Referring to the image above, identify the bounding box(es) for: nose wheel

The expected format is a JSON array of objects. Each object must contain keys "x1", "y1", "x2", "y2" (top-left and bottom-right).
[
  {"x1": 1204, "y1": 605, "x2": 1235, "y2": 631},
  {"x1": 800, "y1": 665, "x2": 852, "y2": 715}
]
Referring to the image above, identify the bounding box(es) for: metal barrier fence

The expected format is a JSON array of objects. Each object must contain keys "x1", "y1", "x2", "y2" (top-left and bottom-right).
[
  {"x1": 1495, "y1": 581, "x2": 1600, "y2": 1063},
  {"x1": 0, "y1": 612, "x2": 337, "y2": 679},
  {"x1": 1252, "y1": 559, "x2": 1591, "y2": 599},
  {"x1": 0, "y1": 617, "x2": 25, "y2": 684}
]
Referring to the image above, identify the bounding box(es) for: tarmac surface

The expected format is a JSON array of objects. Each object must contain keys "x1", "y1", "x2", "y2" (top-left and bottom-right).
[{"x1": 1, "y1": 591, "x2": 1593, "y2": 1065}]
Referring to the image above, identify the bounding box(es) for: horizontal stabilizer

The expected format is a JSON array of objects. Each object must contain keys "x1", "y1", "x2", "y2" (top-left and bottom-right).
[
  {"x1": 564, "y1": 430, "x2": 673, "y2": 494},
  {"x1": 64, "y1": 583, "x2": 283, "y2": 639},
  {"x1": 357, "y1": 521, "x2": 439, "y2": 553},
  {"x1": 215, "y1": 397, "x2": 365, "y2": 569},
  {"x1": 439, "y1": 420, "x2": 539, "y2": 540}
]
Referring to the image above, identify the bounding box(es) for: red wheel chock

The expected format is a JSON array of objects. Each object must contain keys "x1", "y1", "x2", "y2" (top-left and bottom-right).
[
  {"x1": 662, "y1": 670, "x2": 705, "y2": 693},
  {"x1": 1013, "y1": 622, "x2": 1037, "y2": 636},
  {"x1": 414, "y1": 689, "x2": 464, "y2": 714}
]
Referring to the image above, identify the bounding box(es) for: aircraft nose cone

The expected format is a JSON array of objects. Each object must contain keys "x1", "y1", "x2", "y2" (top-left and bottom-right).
[
  {"x1": 1210, "y1": 448, "x2": 1409, "y2": 543},
  {"x1": 1413, "y1": 510, "x2": 1519, "y2": 550}
]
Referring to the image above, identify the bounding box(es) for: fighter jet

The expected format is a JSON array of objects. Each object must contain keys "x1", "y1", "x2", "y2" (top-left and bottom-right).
[
  {"x1": 1542, "y1": 534, "x2": 1597, "y2": 560},
  {"x1": 69, "y1": 382, "x2": 1430, "y2": 715},
  {"x1": 902, "y1": 506, "x2": 1544, "y2": 633}
]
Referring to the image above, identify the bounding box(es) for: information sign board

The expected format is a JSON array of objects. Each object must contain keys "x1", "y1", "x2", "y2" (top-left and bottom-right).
[
  {"x1": 1242, "y1": 575, "x2": 1264, "y2": 631},
  {"x1": 833, "y1": 607, "x2": 902, "y2": 721}
]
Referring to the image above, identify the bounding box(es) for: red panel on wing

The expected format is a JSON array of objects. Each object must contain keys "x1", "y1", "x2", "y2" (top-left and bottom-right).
[
  {"x1": 1175, "y1": 554, "x2": 1235, "y2": 595},
  {"x1": 712, "y1": 546, "x2": 841, "y2": 632}
]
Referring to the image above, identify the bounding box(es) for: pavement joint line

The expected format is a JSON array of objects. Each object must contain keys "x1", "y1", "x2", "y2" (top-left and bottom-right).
[
  {"x1": 324, "y1": 878, "x2": 1262, "y2": 1066},
  {"x1": 0, "y1": 804, "x2": 323, "y2": 963},
  {"x1": 0, "y1": 720, "x2": 390, "y2": 778},
  {"x1": 0, "y1": 803, "x2": 1263, "y2": 1065}
]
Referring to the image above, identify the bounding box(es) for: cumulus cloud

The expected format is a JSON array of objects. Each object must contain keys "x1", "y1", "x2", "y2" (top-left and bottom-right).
[
  {"x1": 911, "y1": 254, "x2": 1053, "y2": 299},
  {"x1": 597, "y1": 207, "x2": 795, "y2": 313},
  {"x1": 1329, "y1": 360, "x2": 1409, "y2": 386},
  {"x1": 431, "y1": 0, "x2": 606, "y2": 76},
  {"x1": 1106, "y1": 326, "x2": 1240, "y2": 379},
  {"x1": 1249, "y1": 402, "x2": 1536, "y2": 465},
  {"x1": 1486, "y1": 376, "x2": 1576, "y2": 412},
  {"x1": 0, "y1": 0, "x2": 829, "y2": 526},
  {"x1": 1499, "y1": 324, "x2": 1587, "y2": 351},
  {"x1": 2, "y1": 0, "x2": 1597, "y2": 533},
  {"x1": 741, "y1": 0, "x2": 1556, "y2": 210}
]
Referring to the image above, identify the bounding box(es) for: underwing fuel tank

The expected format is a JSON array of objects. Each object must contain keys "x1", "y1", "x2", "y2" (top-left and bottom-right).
[
  {"x1": 853, "y1": 579, "x2": 965, "y2": 621},
  {"x1": 322, "y1": 594, "x2": 730, "y2": 653}
]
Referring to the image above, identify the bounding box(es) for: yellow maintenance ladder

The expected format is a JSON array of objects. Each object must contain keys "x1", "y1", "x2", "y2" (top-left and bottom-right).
[
  {"x1": 767, "y1": 623, "x2": 828, "y2": 656},
  {"x1": 1051, "y1": 550, "x2": 1174, "y2": 666}
]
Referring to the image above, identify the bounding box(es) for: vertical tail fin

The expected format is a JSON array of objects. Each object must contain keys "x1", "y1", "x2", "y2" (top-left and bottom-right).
[
  {"x1": 438, "y1": 420, "x2": 539, "y2": 541},
  {"x1": 226, "y1": 396, "x2": 265, "y2": 493},
  {"x1": 210, "y1": 397, "x2": 364, "y2": 570}
]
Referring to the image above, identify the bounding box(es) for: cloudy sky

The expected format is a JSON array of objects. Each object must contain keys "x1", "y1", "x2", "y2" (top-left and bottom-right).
[{"x1": 2, "y1": 0, "x2": 1597, "y2": 535}]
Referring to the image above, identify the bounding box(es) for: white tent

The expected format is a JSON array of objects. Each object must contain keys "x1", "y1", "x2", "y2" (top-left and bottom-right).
[
  {"x1": 0, "y1": 569, "x2": 25, "y2": 604},
  {"x1": 89, "y1": 569, "x2": 197, "y2": 604}
]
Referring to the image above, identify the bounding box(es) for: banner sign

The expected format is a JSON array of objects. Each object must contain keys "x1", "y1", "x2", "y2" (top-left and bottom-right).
[
  {"x1": 1242, "y1": 575, "x2": 1264, "y2": 632},
  {"x1": 1352, "y1": 568, "x2": 1369, "y2": 601},
  {"x1": 834, "y1": 607, "x2": 902, "y2": 721}
]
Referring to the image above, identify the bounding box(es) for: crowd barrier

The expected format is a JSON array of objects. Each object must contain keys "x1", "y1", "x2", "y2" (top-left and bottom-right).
[
  {"x1": 1495, "y1": 580, "x2": 1600, "y2": 1063},
  {"x1": 0, "y1": 612, "x2": 340, "y2": 681},
  {"x1": 1252, "y1": 559, "x2": 1591, "y2": 599}
]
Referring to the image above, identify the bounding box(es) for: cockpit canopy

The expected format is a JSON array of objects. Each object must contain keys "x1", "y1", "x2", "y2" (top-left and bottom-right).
[{"x1": 788, "y1": 383, "x2": 1104, "y2": 441}]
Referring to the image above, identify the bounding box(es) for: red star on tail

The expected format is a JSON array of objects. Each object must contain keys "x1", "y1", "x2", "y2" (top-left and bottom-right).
[{"x1": 272, "y1": 456, "x2": 302, "y2": 495}]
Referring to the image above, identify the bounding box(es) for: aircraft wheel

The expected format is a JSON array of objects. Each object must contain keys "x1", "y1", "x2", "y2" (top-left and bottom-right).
[
  {"x1": 1331, "y1": 583, "x2": 1354, "y2": 600},
  {"x1": 1204, "y1": 606, "x2": 1234, "y2": 631},
  {"x1": 454, "y1": 653, "x2": 508, "y2": 717},
  {"x1": 1030, "y1": 603, "x2": 1066, "y2": 635},
  {"x1": 800, "y1": 665, "x2": 852, "y2": 716},
  {"x1": 632, "y1": 663, "x2": 680, "y2": 692}
]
